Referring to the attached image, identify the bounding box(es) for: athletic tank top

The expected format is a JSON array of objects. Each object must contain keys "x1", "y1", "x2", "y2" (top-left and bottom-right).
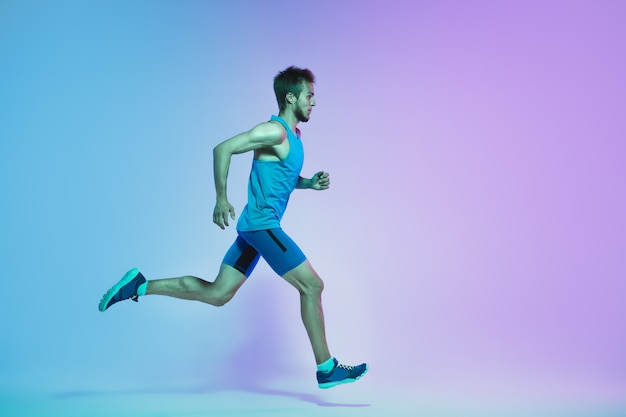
[{"x1": 237, "y1": 115, "x2": 304, "y2": 231}]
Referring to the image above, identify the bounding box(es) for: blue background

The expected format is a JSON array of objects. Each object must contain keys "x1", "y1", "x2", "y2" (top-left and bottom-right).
[{"x1": 1, "y1": 1, "x2": 625, "y2": 414}]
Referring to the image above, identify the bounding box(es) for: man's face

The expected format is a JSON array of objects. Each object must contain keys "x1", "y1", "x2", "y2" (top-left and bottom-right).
[{"x1": 293, "y1": 82, "x2": 316, "y2": 122}]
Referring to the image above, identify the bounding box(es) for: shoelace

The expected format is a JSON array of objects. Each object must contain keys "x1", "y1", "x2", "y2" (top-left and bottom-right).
[{"x1": 337, "y1": 364, "x2": 354, "y2": 371}]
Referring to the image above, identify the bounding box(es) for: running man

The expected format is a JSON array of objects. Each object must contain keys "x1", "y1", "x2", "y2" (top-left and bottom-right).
[{"x1": 98, "y1": 66, "x2": 368, "y2": 389}]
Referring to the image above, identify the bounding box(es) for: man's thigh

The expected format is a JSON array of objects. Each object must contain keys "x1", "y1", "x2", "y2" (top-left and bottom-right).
[
  {"x1": 238, "y1": 228, "x2": 307, "y2": 276},
  {"x1": 222, "y1": 235, "x2": 261, "y2": 277}
]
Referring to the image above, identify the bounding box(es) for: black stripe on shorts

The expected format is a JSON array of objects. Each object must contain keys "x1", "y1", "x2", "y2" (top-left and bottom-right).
[
  {"x1": 234, "y1": 245, "x2": 259, "y2": 274},
  {"x1": 266, "y1": 229, "x2": 287, "y2": 252}
]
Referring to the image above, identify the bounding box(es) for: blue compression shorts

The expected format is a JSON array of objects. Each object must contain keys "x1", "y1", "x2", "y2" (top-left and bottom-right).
[{"x1": 222, "y1": 228, "x2": 307, "y2": 277}]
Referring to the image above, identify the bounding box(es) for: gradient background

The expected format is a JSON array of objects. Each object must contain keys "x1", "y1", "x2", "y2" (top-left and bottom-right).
[{"x1": 1, "y1": 1, "x2": 625, "y2": 416}]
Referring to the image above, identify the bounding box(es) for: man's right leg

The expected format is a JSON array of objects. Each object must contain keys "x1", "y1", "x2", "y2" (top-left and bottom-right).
[
  {"x1": 99, "y1": 235, "x2": 259, "y2": 312},
  {"x1": 147, "y1": 264, "x2": 247, "y2": 306},
  {"x1": 98, "y1": 264, "x2": 247, "y2": 311}
]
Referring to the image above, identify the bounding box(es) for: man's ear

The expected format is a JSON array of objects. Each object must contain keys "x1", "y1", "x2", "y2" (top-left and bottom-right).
[{"x1": 286, "y1": 92, "x2": 296, "y2": 105}]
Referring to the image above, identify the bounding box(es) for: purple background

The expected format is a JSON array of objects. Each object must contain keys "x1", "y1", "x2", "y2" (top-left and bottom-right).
[{"x1": 1, "y1": 0, "x2": 625, "y2": 413}]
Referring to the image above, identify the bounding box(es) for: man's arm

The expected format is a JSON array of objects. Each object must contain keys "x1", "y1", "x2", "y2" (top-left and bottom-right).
[
  {"x1": 212, "y1": 122, "x2": 285, "y2": 229},
  {"x1": 297, "y1": 171, "x2": 330, "y2": 190}
]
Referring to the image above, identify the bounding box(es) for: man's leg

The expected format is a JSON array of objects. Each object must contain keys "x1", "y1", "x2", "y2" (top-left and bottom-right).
[
  {"x1": 146, "y1": 263, "x2": 247, "y2": 306},
  {"x1": 282, "y1": 260, "x2": 368, "y2": 388},
  {"x1": 225, "y1": 228, "x2": 367, "y2": 388},
  {"x1": 281, "y1": 260, "x2": 331, "y2": 364},
  {"x1": 99, "y1": 235, "x2": 259, "y2": 311},
  {"x1": 99, "y1": 264, "x2": 247, "y2": 311}
]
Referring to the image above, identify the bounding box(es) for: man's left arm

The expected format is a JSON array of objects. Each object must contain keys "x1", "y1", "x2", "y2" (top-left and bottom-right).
[{"x1": 297, "y1": 171, "x2": 330, "y2": 190}]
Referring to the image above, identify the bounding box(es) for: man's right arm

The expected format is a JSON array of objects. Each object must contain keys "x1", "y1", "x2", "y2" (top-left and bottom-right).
[{"x1": 212, "y1": 122, "x2": 285, "y2": 229}]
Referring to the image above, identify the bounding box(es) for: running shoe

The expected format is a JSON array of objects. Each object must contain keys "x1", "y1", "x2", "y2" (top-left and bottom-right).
[
  {"x1": 317, "y1": 358, "x2": 368, "y2": 389},
  {"x1": 98, "y1": 268, "x2": 146, "y2": 312}
]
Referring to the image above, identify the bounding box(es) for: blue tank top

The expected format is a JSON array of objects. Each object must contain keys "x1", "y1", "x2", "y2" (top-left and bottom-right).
[{"x1": 237, "y1": 115, "x2": 304, "y2": 231}]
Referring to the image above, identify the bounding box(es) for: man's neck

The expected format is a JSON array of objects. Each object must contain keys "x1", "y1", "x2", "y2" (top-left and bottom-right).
[{"x1": 277, "y1": 111, "x2": 299, "y2": 133}]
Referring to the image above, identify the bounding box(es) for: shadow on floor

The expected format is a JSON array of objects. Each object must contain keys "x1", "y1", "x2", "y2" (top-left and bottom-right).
[{"x1": 55, "y1": 382, "x2": 371, "y2": 408}]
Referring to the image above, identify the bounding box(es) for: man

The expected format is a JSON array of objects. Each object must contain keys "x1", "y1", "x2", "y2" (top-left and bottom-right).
[{"x1": 98, "y1": 66, "x2": 368, "y2": 389}]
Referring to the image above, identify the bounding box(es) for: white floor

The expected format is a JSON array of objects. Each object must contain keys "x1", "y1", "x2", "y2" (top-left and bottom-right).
[{"x1": 3, "y1": 375, "x2": 625, "y2": 417}]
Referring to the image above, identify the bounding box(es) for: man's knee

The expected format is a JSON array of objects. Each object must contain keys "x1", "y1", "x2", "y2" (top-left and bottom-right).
[
  {"x1": 292, "y1": 271, "x2": 325, "y2": 296},
  {"x1": 309, "y1": 274, "x2": 324, "y2": 294},
  {"x1": 211, "y1": 289, "x2": 236, "y2": 306},
  {"x1": 207, "y1": 266, "x2": 246, "y2": 306}
]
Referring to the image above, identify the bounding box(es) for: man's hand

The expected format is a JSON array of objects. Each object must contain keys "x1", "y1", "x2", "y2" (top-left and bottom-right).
[
  {"x1": 311, "y1": 171, "x2": 330, "y2": 190},
  {"x1": 213, "y1": 199, "x2": 235, "y2": 229}
]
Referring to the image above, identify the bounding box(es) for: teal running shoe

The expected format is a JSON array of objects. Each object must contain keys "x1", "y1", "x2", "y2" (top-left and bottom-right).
[
  {"x1": 317, "y1": 359, "x2": 368, "y2": 389},
  {"x1": 98, "y1": 268, "x2": 146, "y2": 312}
]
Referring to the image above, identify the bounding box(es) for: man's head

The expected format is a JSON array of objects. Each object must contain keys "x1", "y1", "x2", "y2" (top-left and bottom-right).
[{"x1": 274, "y1": 66, "x2": 316, "y2": 121}]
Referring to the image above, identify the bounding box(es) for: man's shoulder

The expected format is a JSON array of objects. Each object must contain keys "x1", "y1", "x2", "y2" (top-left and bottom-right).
[{"x1": 249, "y1": 120, "x2": 286, "y2": 144}]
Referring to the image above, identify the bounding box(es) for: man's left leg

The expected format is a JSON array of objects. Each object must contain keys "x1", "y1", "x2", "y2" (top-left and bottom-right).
[
  {"x1": 239, "y1": 228, "x2": 368, "y2": 388},
  {"x1": 282, "y1": 260, "x2": 331, "y2": 364},
  {"x1": 282, "y1": 260, "x2": 368, "y2": 388}
]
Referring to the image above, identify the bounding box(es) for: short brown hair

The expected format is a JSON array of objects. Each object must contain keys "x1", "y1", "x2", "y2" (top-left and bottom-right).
[{"x1": 273, "y1": 66, "x2": 315, "y2": 111}]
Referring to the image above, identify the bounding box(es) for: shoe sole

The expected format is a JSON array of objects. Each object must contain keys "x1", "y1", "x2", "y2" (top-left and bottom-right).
[
  {"x1": 318, "y1": 364, "x2": 369, "y2": 389},
  {"x1": 98, "y1": 268, "x2": 140, "y2": 312}
]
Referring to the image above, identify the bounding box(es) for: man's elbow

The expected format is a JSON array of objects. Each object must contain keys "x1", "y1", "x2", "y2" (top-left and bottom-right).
[{"x1": 213, "y1": 141, "x2": 227, "y2": 158}]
